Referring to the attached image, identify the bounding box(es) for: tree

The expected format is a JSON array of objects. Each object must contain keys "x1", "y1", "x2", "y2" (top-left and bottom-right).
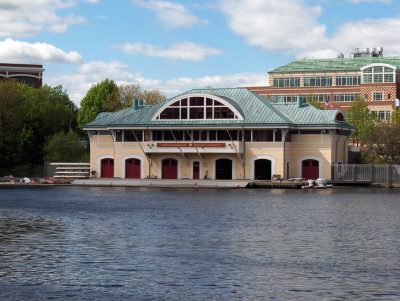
[
  {"x1": 118, "y1": 83, "x2": 166, "y2": 106},
  {"x1": 0, "y1": 80, "x2": 24, "y2": 165},
  {"x1": 77, "y1": 80, "x2": 166, "y2": 128},
  {"x1": 118, "y1": 83, "x2": 142, "y2": 108},
  {"x1": 141, "y1": 89, "x2": 166, "y2": 105},
  {"x1": 345, "y1": 97, "x2": 374, "y2": 147},
  {"x1": 306, "y1": 95, "x2": 323, "y2": 109},
  {"x1": 77, "y1": 79, "x2": 118, "y2": 127},
  {"x1": 44, "y1": 130, "x2": 88, "y2": 162},
  {"x1": 362, "y1": 123, "x2": 400, "y2": 164},
  {"x1": 0, "y1": 81, "x2": 78, "y2": 174}
]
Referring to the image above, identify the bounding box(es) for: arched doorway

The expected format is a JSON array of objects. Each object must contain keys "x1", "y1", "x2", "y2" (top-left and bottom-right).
[
  {"x1": 101, "y1": 158, "x2": 114, "y2": 178},
  {"x1": 125, "y1": 158, "x2": 141, "y2": 179},
  {"x1": 302, "y1": 159, "x2": 319, "y2": 179},
  {"x1": 215, "y1": 159, "x2": 232, "y2": 180},
  {"x1": 193, "y1": 161, "x2": 200, "y2": 179},
  {"x1": 162, "y1": 158, "x2": 178, "y2": 179},
  {"x1": 254, "y1": 159, "x2": 272, "y2": 180}
]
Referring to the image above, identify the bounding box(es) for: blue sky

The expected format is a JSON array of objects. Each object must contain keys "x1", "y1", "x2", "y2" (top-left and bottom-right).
[{"x1": 0, "y1": 0, "x2": 399, "y2": 105}]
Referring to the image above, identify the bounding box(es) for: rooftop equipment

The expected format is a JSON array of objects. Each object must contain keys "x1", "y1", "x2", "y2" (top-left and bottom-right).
[{"x1": 350, "y1": 47, "x2": 383, "y2": 58}]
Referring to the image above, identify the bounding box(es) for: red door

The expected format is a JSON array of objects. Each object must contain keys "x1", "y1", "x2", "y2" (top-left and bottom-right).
[
  {"x1": 162, "y1": 159, "x2": 178, "y2": 179},
  {"x1": 101, "y1": 158, "x2": 114, "y2": 178},
  {"x1": 302, "y1": 159, "x2": 319, "y2": 179},
  {"x1": 125, "y1": 159, "x2": 141, "y2": 179},
  {"x1": 193, "y1": 161, "x2": 200, "y2": 179}
]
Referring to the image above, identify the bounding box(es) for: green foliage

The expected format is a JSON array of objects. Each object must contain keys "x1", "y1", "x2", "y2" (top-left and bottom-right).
[
  {"x1": 0, "y1": 80, "x2": 25, "y2": 164},
  {"x1": 0, "y1": 80, "x2": 79, "y2": 174},
  {"x1": 393, "y1": 107, "x2": 400, "y2": 123},
  {"x1": 44, "y1": 130, "x2": 88, "y2": 162},
  {"x1": 362, "y1": 123, "x2": 400, "y2": 164},
  {"x1": 141, "y1": 89, "x2": 166, "y2": 105},
  {"x1": 77, "y1": 78, "x2": 119, "y2": 127},
  {"x1": 77, "y1": 80, "x2": 166, "y2": 128},
  {"x1": 345, "y1": 97, "x2": 374, "y2": 146},
  {"x1": 306, "y1": 96, "x2": 323, "y2": 109}
]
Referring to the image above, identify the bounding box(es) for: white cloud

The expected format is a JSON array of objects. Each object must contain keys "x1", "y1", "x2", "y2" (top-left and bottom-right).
[
  {"x1": 0, "y1": 0, "x2": 87, "y2": 37},
  {"x1": 0, "y1": 38, "x2": 81, "y2": 63},
  {"x1": 133, "y1": 0, "x2": 206, "y2": 28},
  {"x1": 219, "y1": 0, "x2": 400, "y2": 58},
  {"x1": 325, "y1": 18, "x2": 400, "y2": 57},
  {"x1": 219, "y1": 0, "x2": 326, "y2": 53},
  {"x1": 116, "y1": 41, "x2": 223, "y2": 61},
  {"x1": 349, "y1": 0, "x2": 392, "y2": 4},
  {"x1": 46, "y1": 60, "x2": 266, "y2": 105}
]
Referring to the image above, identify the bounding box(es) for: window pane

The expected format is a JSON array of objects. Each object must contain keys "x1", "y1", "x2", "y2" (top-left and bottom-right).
[
  {"x1": 275, "y1": 130, "x2": 282, "y2": 142},
  {"x1": 190, "y1": 97, "x2": 204, "y2": 106},
  {"x1": 209, "y1": 130, "x2": 216, "y2": 141},
  {"x1": 181, "y1": 108, "x2": 187, "y2": 119},
  {"x1": 189, "y1": 107, "x2": 204, "y2": 119}
]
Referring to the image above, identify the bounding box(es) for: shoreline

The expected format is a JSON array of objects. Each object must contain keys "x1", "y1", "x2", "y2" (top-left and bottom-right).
[{"x1": 1, "y1": 179, "x2": 398, "y2": 189}]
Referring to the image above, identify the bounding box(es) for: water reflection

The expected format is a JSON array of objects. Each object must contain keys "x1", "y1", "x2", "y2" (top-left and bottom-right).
[{"x1": 0, "y1": 187, "x2": 399, "y2": 300}]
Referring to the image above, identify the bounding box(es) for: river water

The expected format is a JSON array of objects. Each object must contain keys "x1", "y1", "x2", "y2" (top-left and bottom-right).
[{"x1": 0, "y1": 187, "x2": 399, "y2": 300}]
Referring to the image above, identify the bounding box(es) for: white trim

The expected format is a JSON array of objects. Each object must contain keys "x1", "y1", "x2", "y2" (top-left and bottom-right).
[
  {"x1": 297, "y1": 156, "x2": 323, "y2": 178},
  {"x1": 360, "y1": 63, "x2": 396, "y2": 71},
  {"x1": 157, "y1": 155, "x2": 182, "y2": 179},
  {"x1": 212, "y1": 155, "x2": 236, "y2": 180},
  {"x1": 97, "y1": 154, "x2": 114, "y2": 177},
  {"x1": 361, "y1": 63, "x2": 396, "y2": 84},
  {"x1": 249, "y1": 155, "x2": 276, "y2": 180},
  {"x1": 121, "y1": 155, "x2": 145, "y2": 179},
  {"x1": 151, "y1": 93, "x2": 244, "y2": 121},
  {"x1": 8, "y1": 73, "x2": 41, "y2": 79}
]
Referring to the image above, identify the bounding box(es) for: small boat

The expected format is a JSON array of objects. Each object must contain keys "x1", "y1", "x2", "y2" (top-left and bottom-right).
[{"x1": 302, "y1": 178, "x2": 333, "y2": 189}]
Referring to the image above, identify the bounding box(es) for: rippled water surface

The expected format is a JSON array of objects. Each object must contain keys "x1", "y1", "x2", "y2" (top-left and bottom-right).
[{"x1": 0, "y1": 187, "x2": 399, "y2": 300}]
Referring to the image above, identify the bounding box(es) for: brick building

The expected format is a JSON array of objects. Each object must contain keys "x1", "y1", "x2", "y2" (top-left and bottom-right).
[
  {"x1": 0, "y1": 63, "x2": 44, "y2": 88},
  {"x1": 248, "y1": 49, "x2": 400, "y2": 121}
]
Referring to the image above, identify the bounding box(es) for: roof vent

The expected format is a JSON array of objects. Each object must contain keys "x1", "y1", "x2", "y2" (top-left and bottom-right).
[{"x1": 297, "y1": 96, "x2": 303, "y2": 108}]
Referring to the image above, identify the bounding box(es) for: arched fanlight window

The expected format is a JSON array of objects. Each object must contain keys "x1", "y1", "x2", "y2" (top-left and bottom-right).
[
  {"x1": 154, "y1": 95, "x2": 243, "y2": 120},
  {"x1": 335, "y1": 112, "x2": 345, "y2": 121},
  {"x1": 361, "y1": 64, "x2": 396, "y2": 84}
]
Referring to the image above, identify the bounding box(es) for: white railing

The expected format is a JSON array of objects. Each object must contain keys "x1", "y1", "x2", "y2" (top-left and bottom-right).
[{"x1": 333, "y1": 164, "x2": 400, "y2": 185}]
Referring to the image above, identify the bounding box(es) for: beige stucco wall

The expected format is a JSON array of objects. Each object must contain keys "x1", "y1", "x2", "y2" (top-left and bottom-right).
[
  {"x1": 89, "y1": 132, "x2": 349, "y2": 180},
  {"x1": 286, "y1": 133, "x2": 333, "y2": 179}
]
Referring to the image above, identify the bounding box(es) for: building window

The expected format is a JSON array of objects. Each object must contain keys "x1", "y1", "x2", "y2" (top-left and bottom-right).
[
  {"x1": 333, "y1": 94, "x2": 359, "y2": 102},
  {"x1": 336, "y1": 76, "x2": 361, "y2": 86},
  {"x1": 373, "y1": 92, "x2": 383, "y2": 101},
  {"x1": 252, "y1": 130, "x2": 274, "y2": 142},
  {"x1": 124, "y1": 130, "x2": 143, "y2": 142},
  {"x1": 156, "y1": 96, "x2": 241, "y2": 120},
  {"x1": 304, "y1": 77, "x2": 332, "y2": 87},
  {"x1": 362, "y1": 65, "x2": 395, "y2": 83},
  {"x1": 116, "y1": 130, "x2": 122, "y2": 142},
  {"x1": 273, "y1": 77, "x2": 300, "y2": 87},
  {"x1": 371, "y1": 110, "x2": 391, "y2": 121},
  {"x1": 267, "y1": 95, "x2": 305, "y2": 104}
]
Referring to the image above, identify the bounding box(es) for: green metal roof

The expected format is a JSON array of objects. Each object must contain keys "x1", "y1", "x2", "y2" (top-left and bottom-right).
[
  {"x1": 269, "y1": 56, "x2": 400, "y2": 74},
  {"x1": 84, "y1": 88, "x2": 351, "y2": 129}
]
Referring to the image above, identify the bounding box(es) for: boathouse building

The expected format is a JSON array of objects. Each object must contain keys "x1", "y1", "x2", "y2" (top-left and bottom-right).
[{"x1": 84, "y1": 88, "x2": 352, "y2": 180}]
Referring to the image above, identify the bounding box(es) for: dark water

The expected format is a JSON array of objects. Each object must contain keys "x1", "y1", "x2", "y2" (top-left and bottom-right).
[{"x1": 0, "y1": 187, "x2": 399, "y2": 300}]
